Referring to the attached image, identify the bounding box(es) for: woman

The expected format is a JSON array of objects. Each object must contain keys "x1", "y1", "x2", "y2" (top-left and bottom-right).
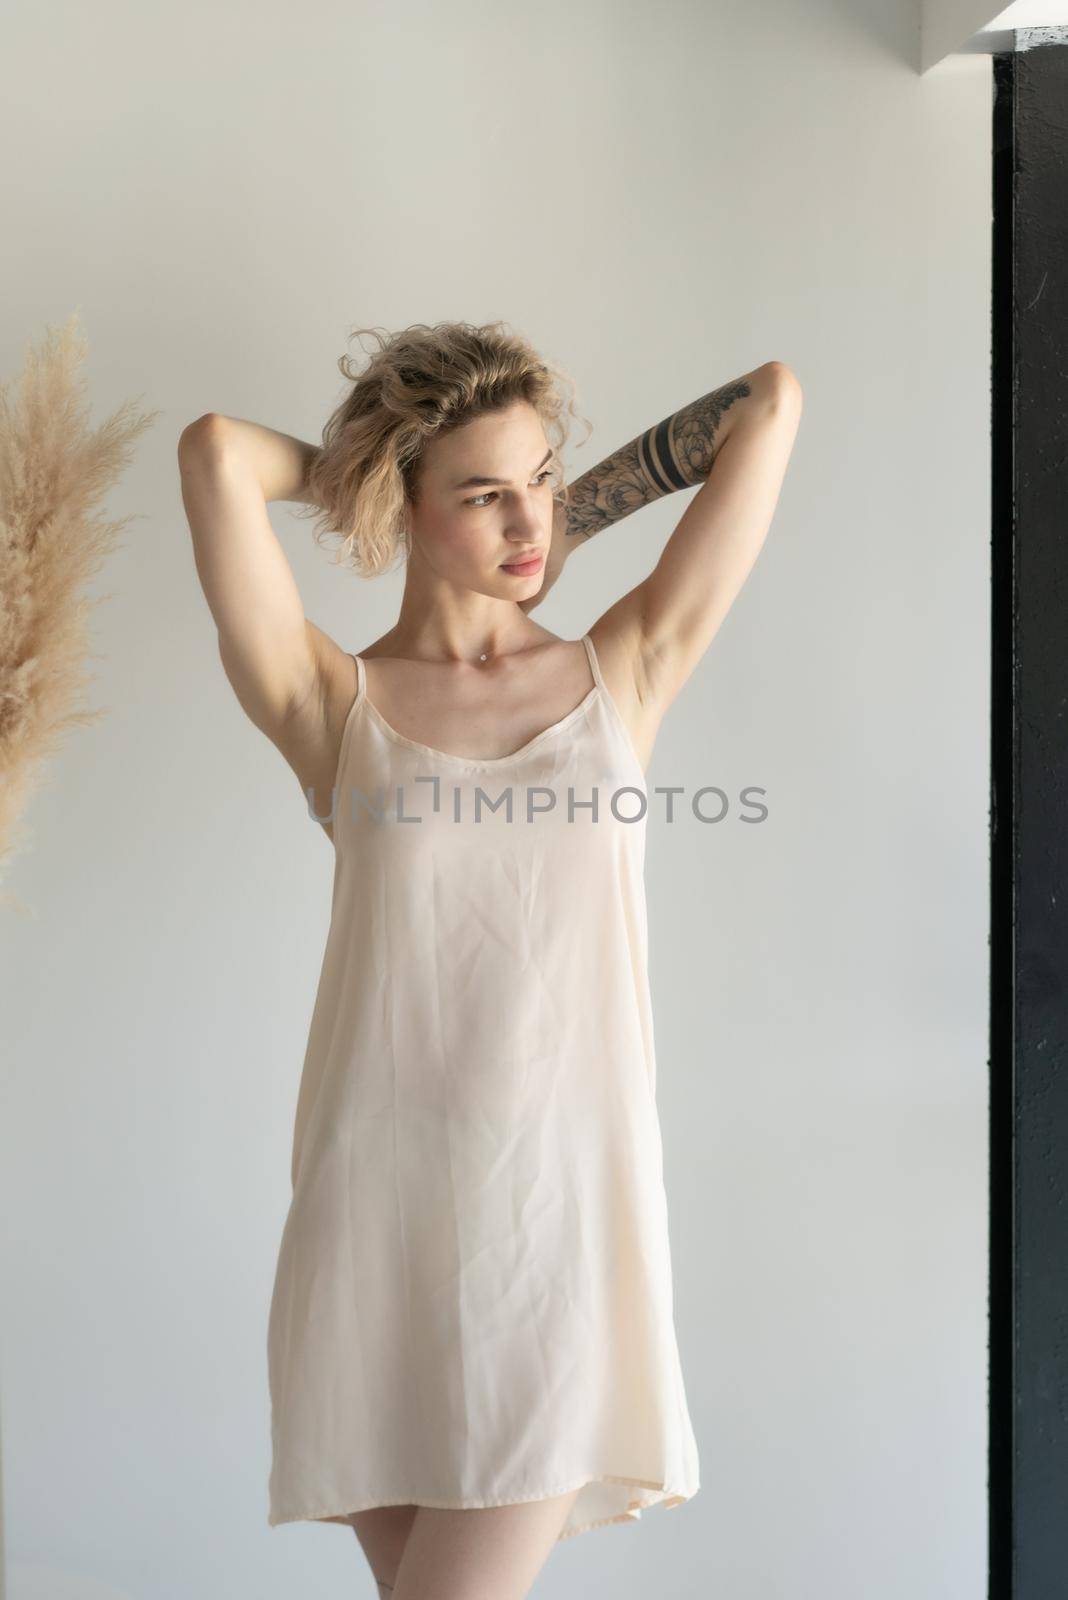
[{"x1": 178, "y1": 321, "x2": 802, "y2": 1599}]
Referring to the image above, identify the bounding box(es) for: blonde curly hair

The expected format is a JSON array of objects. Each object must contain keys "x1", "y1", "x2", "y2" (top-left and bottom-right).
[{"x1": 294, "y1": 319, "x2": 591, "y2": 577}]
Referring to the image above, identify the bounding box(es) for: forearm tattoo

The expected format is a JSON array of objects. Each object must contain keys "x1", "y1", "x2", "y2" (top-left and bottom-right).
[{"x1": 562, "y1": 377, "x2": 752, "y2": 544}]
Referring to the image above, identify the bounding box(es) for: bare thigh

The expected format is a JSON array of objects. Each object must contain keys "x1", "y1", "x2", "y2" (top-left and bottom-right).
[
  {"x1": 348, "y1": 1503, "x2": 420, "y2": 1594},
  {"x1": 390, "y1": 1487, "x2": 583, "y2": 1600}
]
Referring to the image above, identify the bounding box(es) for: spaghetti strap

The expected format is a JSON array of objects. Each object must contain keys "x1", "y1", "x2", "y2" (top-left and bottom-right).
[
  {"x1": 349, "y1": 653, "x2": 365, "y2": 701},
  {"x1": 580, "y1": 631, "x2": 605, "y2": 692}
]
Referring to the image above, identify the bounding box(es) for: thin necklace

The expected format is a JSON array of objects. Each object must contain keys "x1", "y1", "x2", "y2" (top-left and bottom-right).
[
  {"x1": 476, "y1": 633, "x2": 527, "y2": 663},
  {"x1": 469, "y1": 634, "x2": 525, "y2": 664}
]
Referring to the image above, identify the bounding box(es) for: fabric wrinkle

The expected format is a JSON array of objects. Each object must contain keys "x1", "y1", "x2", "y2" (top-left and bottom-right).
[{"x1": 266, "y1": 634, "x2": 700, "y2": 1540}]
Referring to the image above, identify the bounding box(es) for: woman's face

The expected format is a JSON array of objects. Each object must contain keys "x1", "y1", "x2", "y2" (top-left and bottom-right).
[{"x1": 405, "y1": 401, "x2": 557, "y2": 598}]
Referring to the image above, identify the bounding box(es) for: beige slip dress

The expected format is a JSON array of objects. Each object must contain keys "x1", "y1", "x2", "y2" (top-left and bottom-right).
[{"x1": 266, "y1": 631, "x2": 700, "y2": 1542}]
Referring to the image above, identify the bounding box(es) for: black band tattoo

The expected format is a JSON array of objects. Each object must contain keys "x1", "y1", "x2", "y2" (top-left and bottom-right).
[{"x1": 561, "y1": 377, "x2": 752, "y2": 545}]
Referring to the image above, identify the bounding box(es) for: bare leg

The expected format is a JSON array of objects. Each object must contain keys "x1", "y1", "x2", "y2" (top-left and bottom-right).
[
  {"x1": 391, "y1": 1487, "x2": 583, "y2": 1600},
  {"x1": 348, "y1": 1504, "x2": 419, "y2": 1596}
]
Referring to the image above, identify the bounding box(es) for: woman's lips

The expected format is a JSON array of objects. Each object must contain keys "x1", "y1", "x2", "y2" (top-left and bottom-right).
[{"x1": 500, "y1": 553, "x2": 544, "y2": 576}]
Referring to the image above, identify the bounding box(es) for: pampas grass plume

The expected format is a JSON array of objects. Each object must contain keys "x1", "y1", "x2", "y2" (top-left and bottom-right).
[{"x1": 0, "y1": 311, "x2": 159, "y2": 912}]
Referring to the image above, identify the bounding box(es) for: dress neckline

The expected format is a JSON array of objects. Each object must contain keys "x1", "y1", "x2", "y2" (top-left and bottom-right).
[{"x1": 353, "y1": 633, "x2": 603, "y2": 770}]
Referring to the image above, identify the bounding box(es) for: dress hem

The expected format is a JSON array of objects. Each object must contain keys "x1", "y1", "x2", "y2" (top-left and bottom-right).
[{"x1": 267, "y1": 1474, "x2": 698, "y2": 1541}]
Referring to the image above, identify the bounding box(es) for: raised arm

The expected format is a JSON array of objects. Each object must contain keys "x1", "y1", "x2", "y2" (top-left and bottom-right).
[
  {"x1": 551, "y1": 361, "x2": 802, "y2": 714},
  {"x1": 632, "y1": 361, "x2": 802, "y2": 703},
  {"x1": 561, "y1": 374, "x2": 755, "y2": 546},
  {"x1": 177, "y1": 414, "x2": 328, "y2": 737},
  {"x1": 521, "y1": 362, "x2": 792, "y2": 616}
]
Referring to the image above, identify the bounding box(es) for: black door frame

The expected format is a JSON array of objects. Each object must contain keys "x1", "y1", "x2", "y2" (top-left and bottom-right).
[{"x1": 989, "y1": 31, "x2": 1068, "y2": 1600}]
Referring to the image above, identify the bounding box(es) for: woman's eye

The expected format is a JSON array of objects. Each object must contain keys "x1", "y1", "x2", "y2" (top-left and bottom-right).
[{"x1": 467, "y1": 470, "x2": 554, "y2": 509}]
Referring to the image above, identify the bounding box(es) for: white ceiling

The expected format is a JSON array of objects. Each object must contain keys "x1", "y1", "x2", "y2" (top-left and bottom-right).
[
  {"x1": 982, "y1": 0, "x2": 1068, "y2": 22},
  {"x1": 922, "y1": 0, "x2": 1068, "y2": 69}
]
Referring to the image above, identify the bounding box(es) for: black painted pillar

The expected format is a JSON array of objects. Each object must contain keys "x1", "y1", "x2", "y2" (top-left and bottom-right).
[{"x1": 990, "y1": 30, "x2": 1068, "y2": 1600}]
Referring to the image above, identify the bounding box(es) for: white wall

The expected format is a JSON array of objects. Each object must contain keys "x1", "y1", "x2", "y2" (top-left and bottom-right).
[{"x1": 0, "y1": 3, "x2": 990, "y2": 1596}]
